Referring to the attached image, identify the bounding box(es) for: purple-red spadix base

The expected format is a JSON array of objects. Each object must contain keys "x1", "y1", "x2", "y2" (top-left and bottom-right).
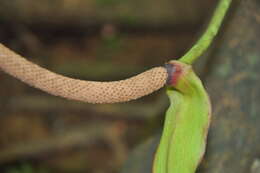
[{"x1": 165, "y1": 61, "x2": 185, "y2": 87}]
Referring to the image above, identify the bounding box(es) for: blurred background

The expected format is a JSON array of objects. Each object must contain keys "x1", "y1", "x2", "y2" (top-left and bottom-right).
[{"x1": 0, "y1": 0, "x2": 250, "y2": 173}]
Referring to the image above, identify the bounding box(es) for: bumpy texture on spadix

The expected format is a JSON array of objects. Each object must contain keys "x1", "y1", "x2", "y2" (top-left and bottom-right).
[{"x1": 0, "y1": 43, "x2": 168, "y2": 103}]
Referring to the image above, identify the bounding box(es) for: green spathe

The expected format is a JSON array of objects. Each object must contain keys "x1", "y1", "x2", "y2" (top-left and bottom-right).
[
  {"x1": 153, "y1": 0, "x2": 232, "y2": 171},
  {"x1": 153, "y1": 61, "x2": 211, "y2": 173}
]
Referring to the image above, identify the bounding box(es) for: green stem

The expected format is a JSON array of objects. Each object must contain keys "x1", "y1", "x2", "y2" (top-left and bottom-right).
[{"x1": 179, "y1": 0, "x2": 232, "y2": 65}]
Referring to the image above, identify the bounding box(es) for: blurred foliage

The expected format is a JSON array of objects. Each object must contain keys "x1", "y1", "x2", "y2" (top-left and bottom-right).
[
  {"x1": 6, "y1": 163, "x2": 50, "y2": 173},
  {"x1": 0, "y1": 0, "x2": 216, "y2": 26}
]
